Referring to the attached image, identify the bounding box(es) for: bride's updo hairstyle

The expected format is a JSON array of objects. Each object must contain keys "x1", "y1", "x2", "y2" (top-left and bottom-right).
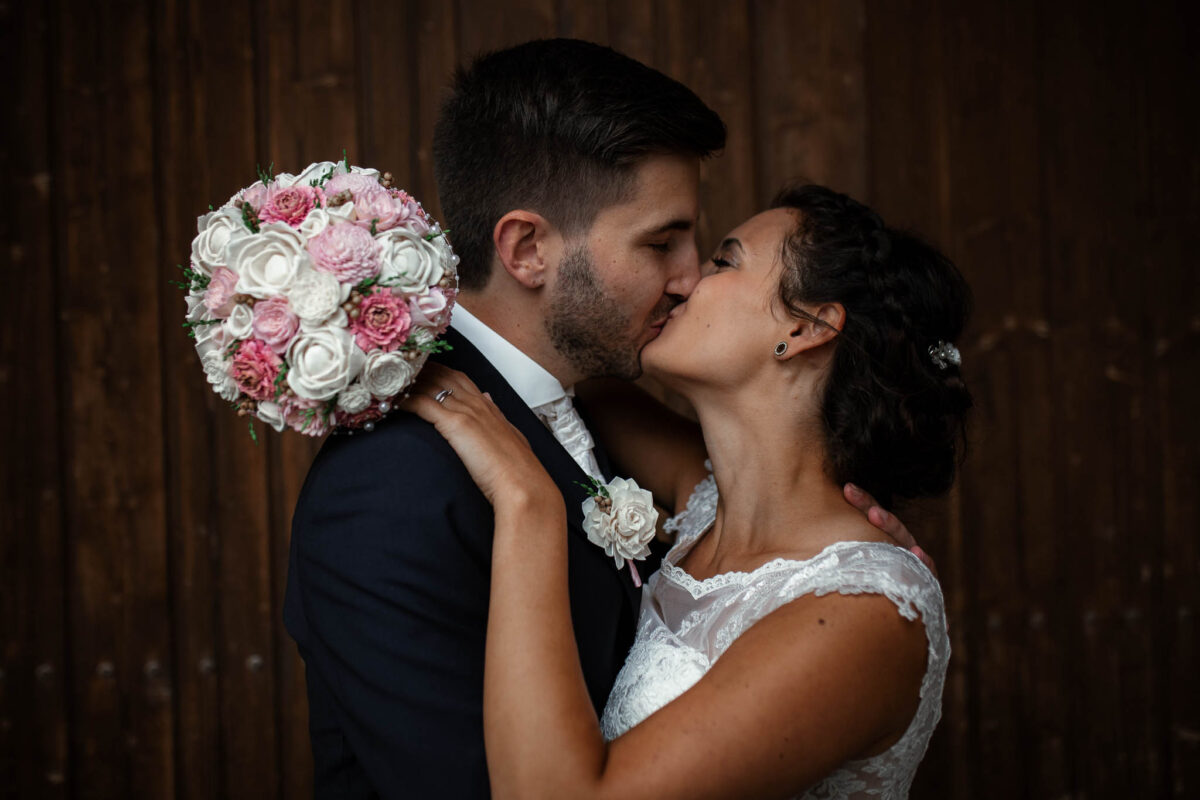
[{"x1": 771, "y1": 185, "x2": 972, "y2": 508}]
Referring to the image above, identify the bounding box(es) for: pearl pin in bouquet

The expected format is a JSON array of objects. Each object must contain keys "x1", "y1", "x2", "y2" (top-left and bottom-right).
[{"x1": 175, "y1": 157, "x2": 458, "y2": 439}]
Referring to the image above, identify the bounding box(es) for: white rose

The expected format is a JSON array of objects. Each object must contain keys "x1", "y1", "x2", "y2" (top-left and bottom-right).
[
  {"x1": 350, "y1": 165, "x2": 381, "y2": 179},
  {"x1": 360, "y1": 351, "x2": 416, "y2": 398},
  {"x1": 293, "y1": 161, "x2": 339, "y2": 187},
  {"x1": 287, "y1": 266, "x2": 350, "y2": 323},
  {"x1": 272, "y1": 172, "x2": 296, "y2": 188},
  {"x1": 223, "y1": 302, "x2": 255, "y2": 339},
  {"x1": 191, "y1": 207, "x2": 250, "y2": 275},
  {"x1": 230, "y1": 222, "x2": 306, "y2": 298},
  {"x1": 336, "y1": 382, "x2": 372, "y2": 414},
  {"x1": 582, "y1": 477, "x2": 659, "y2": 568},
  {"x1": 187, "y1": 293, "x2": 229, "y2": 360},
  {"x1": 326, "y1": 200, "x2": 356, "y2": 224},
  {"x1": 201, "y1": 350, "x2": 239, "y2": 402},
  {"x1": 255, "y1": 400, "x2": 287, "y2": 432},
  {"x1": 298, "y1": 207, "x2": 332, "y2": 239},
  {"x1": 376, "y1": 229, "x2": 445, "y2": 292},
  {"x1": 286, "y1": 326, "x2": 365, "y2": 401}
]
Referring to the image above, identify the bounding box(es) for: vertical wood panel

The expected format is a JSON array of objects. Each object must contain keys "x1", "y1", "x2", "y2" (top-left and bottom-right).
[
  {"x1": 0, "y1": 0, "x2": 69, "y2": 796},
  {"x1": 173, "y1": 0, "x2": 278, "y2": 796},
  {"x1": 55, "y1": 0, "x2": 176, "y2": 796},
  {"x1": 153, "y1": 0, "x2": 242, "y2": 795},
  {"x1": 751, "y1": 0, "x2": 867, "y2": 202},
  {"x1": 657, "y1": 0, "x2": 756, "y2": 251}
]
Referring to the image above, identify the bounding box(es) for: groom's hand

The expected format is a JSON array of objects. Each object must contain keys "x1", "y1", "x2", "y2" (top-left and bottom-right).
[{"x1": 843, "y1": 483, "x2": 938, "y2": 577}]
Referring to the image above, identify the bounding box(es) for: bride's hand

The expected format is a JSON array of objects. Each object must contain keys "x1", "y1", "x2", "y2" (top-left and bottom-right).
[{"x1": 399, "y1": 364, "x2": 558, "y2": 507}]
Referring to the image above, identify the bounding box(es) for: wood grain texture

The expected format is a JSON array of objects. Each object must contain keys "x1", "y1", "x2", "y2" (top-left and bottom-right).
[{"x1": 3, "y1": 2, "x2": 1197, "y2": 797}]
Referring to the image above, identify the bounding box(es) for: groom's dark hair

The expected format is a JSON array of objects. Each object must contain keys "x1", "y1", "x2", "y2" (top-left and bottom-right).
[{"x1": 433, "y1": 38, "x2": 726, "y2": 291}]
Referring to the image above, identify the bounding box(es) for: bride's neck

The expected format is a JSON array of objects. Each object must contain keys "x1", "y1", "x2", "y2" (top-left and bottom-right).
[{"x1": 690, "y1": 386, "x2": 851, "y2": 560}]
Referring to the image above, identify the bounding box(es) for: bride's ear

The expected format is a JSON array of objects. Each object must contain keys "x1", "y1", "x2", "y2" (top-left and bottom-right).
[
  {"x1": 776, "y1": 302, "x2": 845, "y2": 360},
  {"x1": 493, "y1": 210, "x2": 555, "y2": 289}
]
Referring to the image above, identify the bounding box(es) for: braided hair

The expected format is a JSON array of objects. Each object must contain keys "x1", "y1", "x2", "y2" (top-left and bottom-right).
[{"x1": 771, "y1": 185, "x2": 973, "y2": 508}]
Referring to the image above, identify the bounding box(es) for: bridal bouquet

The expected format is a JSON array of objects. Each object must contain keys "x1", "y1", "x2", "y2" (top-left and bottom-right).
[{"x1": 176, "y1": 158, "x2": 458, "y2": 438}]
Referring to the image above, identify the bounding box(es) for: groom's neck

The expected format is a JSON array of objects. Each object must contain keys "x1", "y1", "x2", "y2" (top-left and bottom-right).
[{"x1": 456, "y1": 289, "x2": 581, "y2": 388}]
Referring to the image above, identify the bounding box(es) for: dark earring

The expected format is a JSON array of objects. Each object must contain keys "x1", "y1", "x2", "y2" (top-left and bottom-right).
[{"x1": 774, "y1": 341, "x2": 788, "y2": 357}]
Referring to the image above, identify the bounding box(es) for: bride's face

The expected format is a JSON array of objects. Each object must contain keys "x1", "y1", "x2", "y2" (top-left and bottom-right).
[{"x1": 641, "y1": 208, "x2": 797, "y2": 387}]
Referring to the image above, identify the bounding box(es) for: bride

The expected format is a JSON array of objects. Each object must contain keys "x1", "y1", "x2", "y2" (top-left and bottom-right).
[{"x1": 402, "y1": 184, "x2": 971, "y2": 798}]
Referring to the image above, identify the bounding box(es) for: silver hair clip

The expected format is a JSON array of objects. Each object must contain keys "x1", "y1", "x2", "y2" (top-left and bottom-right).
[{"x1": 928, "y1": 341, "x2": 961, "y2": 370}]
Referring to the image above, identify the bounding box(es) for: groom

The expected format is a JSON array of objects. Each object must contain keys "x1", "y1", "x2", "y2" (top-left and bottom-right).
[{"x1": 285, "y1": 39, "x2": 913, "y2": 798}]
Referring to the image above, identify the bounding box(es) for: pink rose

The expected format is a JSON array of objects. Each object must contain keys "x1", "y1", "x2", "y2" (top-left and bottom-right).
[
  {"x1": 408, "y1": 287, "x2": 453, "y2": 333},
  {"x1": 229, "y1": 181, "x2": 268, "y2": 210},
  {"x1": 324, "y1": 172, "x2": 380, "y2": 201},
  {"x1": 352, "y1": 187, "x2": 411, "y2": 233},
  {"x1": 281, "y1": 394, "x2": 330, "y2": 436},
  {"x1": 396, "y1": 193, "x2": 432, "y2": 235},
  {"x1": 204, "y1": 267, "x2": 239, "y2": 317},
  {"x1": 251, "y1": 296, "x2": 300, "y2": 354},
  {"x1": 351, "y1": 290, "x2": 412, "y2": 352},
  {"x1": 231, "y1": 338, "x2": 282, "y2": 402},
  {"x1": 308, "y1": 222, "x2": 381, "y2": 283},
  {"x1": 258, "y1": 184, "x2": 319, "y2": 227}
]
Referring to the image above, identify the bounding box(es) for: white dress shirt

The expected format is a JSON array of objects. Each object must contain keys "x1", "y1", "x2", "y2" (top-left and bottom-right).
[{"x1": 451, "y1": 305, "x2": 603, "y2": 480}]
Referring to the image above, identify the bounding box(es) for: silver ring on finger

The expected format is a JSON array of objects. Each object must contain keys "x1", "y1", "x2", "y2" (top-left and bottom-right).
[{"x1": 434, "y1": 388, "x2": 454, "y2": 405}]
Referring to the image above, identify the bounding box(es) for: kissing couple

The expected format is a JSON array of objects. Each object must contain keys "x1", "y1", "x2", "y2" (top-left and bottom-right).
[{"x1": 285, "y1": 38, "x2": 970, "y2": 799}]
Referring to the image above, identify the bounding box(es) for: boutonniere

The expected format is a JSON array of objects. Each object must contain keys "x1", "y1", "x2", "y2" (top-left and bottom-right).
[{"x1": 578, "y1": 476, "x2": 659, "y2": 588}]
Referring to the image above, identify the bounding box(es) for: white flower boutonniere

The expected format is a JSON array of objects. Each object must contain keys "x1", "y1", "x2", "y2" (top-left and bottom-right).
[{"x1": 579, "y1": 476, "x2": 659, "y2": 587}]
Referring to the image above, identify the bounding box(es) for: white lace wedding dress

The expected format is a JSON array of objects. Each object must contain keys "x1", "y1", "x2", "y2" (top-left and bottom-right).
[{"x1": 600, "y1": 470, "x2": 950, "y2": 799}]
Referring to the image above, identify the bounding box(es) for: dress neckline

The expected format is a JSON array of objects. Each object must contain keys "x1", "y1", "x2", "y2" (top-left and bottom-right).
[{"x1": 662, "y1": 538, "x2": 905, "y2": 599}]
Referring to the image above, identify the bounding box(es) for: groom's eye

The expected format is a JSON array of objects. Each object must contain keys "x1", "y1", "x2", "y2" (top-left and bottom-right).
[{"x1": 647, "y1": 242, "x2": 671, "y2": 253}]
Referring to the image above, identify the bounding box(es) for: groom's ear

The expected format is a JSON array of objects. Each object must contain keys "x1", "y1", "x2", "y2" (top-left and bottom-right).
[{"x1": 493, "y1": 210, "x2": 555, "y2": 290}]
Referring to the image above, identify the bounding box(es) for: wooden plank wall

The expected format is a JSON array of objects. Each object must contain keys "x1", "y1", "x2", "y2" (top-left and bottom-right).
[{"x1": 1, "y1": 0, "x2": 1196, "y2": 797}]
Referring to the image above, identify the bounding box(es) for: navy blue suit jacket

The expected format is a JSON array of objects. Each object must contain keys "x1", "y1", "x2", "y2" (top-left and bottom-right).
[{"x1": 284, "y1": 328, "x2": 657, "y2": 798}]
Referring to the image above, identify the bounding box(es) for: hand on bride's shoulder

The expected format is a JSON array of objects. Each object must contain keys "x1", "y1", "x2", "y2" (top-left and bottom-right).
[{"x1": 400, "y1": 364, "x2": 556, "y2": 507}]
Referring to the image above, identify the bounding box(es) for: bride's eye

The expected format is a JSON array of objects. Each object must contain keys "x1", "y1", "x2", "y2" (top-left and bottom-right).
[{"x1": 711, "y1": 256, "x2": 733, "y2": 270}]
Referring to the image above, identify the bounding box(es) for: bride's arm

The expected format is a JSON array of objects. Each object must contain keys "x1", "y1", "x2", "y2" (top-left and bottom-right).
[
  {"x1": 403, "y1": 366, "x2": 930, "y2": 800},
  {"x1": 574, "y1": 378, "x2": 708, "y2": 513}
]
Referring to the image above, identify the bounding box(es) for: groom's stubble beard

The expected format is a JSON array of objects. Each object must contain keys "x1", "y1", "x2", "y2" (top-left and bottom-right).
[{"x1": 545, "y1": 244, "x2": 672, "y2": 381}]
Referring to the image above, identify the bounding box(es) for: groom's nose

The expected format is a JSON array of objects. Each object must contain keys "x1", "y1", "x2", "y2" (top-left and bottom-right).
[{"x1": 663, "y1": 242, "x2": 702, "y2": 299}]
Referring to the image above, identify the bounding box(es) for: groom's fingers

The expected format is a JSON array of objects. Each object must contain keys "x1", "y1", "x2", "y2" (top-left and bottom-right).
[{"x1": 843, "y1": 483, "x2": 939, "y2": 577}]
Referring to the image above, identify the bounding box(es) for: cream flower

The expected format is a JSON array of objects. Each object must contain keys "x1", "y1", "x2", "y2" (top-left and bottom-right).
[
  {"x1": 360, "y1": 351, "x2": 416, "y2": 398},
  {"x1": 229, "y1": 222, "x2": 306, "y2": 298},
  {"x1": 201, "y1": 350, "x2": 239, "y2": 402},
  {"x1": 336, "y1": 382, "x2": 372, "y2": 414},
  {"x1": 255, "y1": 400, "x2": 287, "y2": 433},
  {"x1": 191, "y1": 207, "x2": 250, "y2": 275},
  {"x1": 376, "y1": 228, "x2": 445, "y2": 293},
  {"x1": 582, "y1": 477, "x2": 659, "y2": 568},
  {"x1": 286, "y1": 325, "x2": 365, "y2": 401},
  {"x1": 287, "y1": 266, "x2": 350, "y2": 323}
]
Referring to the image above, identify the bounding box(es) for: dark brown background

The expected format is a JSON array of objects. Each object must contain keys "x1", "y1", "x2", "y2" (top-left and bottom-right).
[{"x1": 3, "y1": 0, "x2": 1197, "y2": 797}]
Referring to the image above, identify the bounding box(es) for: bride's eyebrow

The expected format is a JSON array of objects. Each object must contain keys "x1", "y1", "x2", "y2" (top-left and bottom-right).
[{"x1": 718, "y1": 237, "x2": 745, "y2": 255}]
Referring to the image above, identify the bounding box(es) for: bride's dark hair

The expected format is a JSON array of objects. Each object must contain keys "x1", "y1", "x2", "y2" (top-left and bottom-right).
[{"x1": 771, "y1": 185, "x2": 973, "y2": 508}]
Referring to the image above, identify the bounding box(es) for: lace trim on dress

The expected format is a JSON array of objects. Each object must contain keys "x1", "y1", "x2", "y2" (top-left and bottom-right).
[{"x1": 600, "y1": 461, "x2": 950, "y2": 799}]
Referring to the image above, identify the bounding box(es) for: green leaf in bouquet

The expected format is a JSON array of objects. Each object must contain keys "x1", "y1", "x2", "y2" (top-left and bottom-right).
[
  {"x1": 256, "y1": 161, "x2": 274, "y2": 185},
  {"x1": 241, "y1": 202, "x2": 260, "y2": 233}
]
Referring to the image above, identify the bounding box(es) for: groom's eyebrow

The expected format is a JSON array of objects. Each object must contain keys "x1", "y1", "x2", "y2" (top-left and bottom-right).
[{"x1": 640, "y1": 218, "x2": 695, "y2": 236}]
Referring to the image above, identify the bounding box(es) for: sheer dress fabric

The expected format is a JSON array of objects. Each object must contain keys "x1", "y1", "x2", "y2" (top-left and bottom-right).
[{"x1": 599, "y1": 469, "x2": 950, "y2": 799}]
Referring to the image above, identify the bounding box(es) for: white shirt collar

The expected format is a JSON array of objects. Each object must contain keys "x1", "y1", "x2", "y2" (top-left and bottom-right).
[{"x1": 450, "y1": 304, "x2": 569, "y2": 409}]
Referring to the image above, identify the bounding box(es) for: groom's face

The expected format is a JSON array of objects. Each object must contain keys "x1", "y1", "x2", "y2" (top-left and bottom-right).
[{"x1": 544, "y1": 154, "x2": 702, "y2": 381}]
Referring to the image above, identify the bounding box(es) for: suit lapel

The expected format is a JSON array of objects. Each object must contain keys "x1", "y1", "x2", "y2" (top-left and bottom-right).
[{"x1": 433, "y1": 329, "x2": 644, "y2": 610}]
